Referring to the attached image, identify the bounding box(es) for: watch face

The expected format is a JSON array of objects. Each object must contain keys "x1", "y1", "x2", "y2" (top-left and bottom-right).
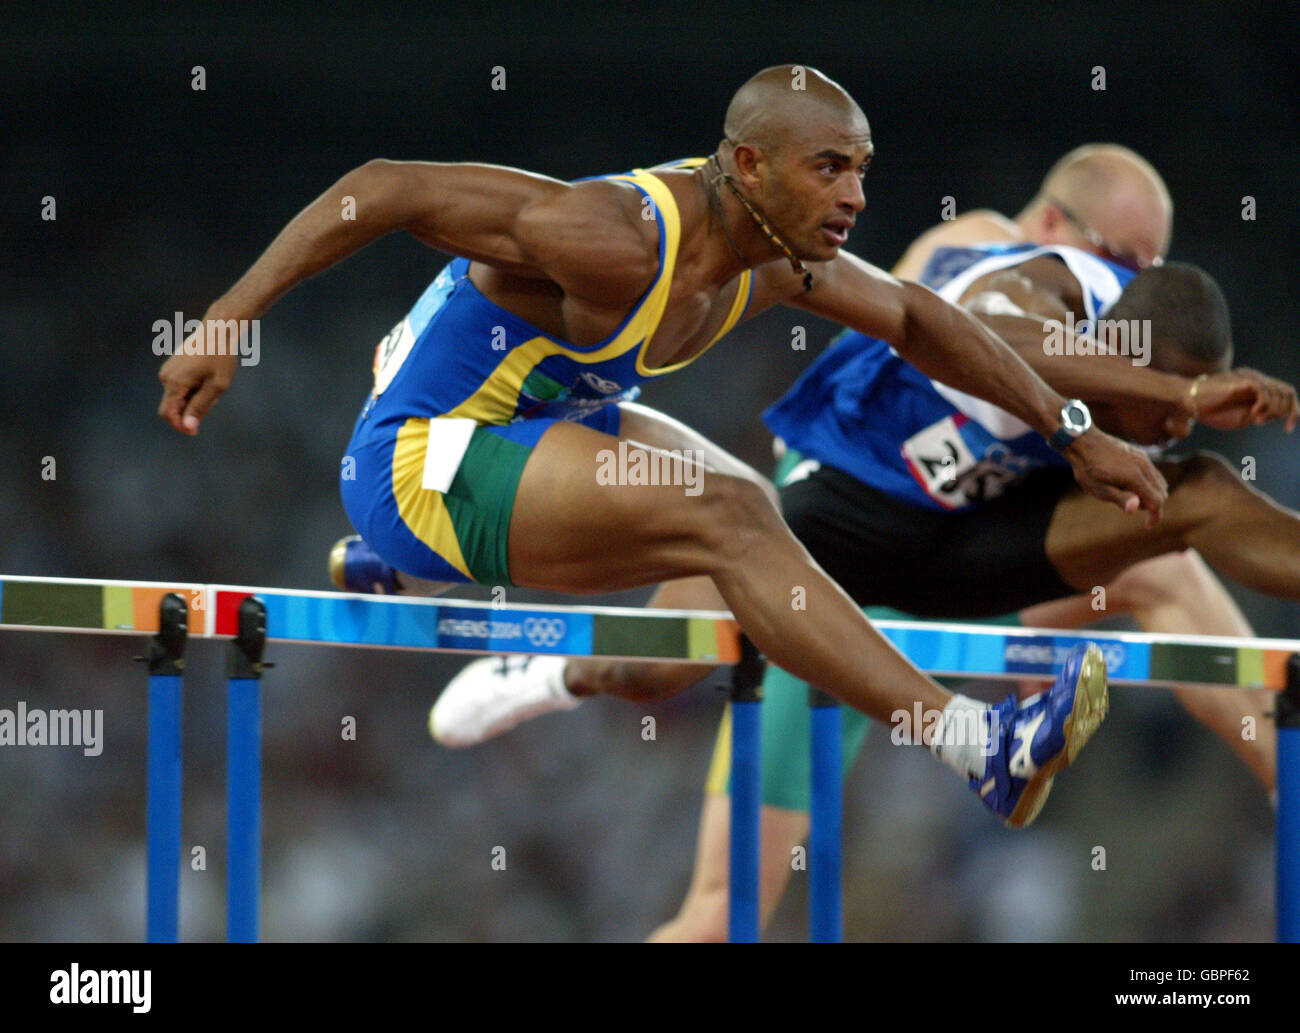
[{"x1": 1064, "y1": 402, "x2": 1089, "y2": 431}]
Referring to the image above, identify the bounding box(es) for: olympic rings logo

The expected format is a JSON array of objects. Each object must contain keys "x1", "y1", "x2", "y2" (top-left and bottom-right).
[
  {"x1": 523, "y1": 617, "x2": 567, "y2": 648},
  {"x1": 580, "y1": 371, "x2": 623, "y2": 395},
  {"x1": 1100, "y1": 643, "x2": 1126, "y2": 672}
]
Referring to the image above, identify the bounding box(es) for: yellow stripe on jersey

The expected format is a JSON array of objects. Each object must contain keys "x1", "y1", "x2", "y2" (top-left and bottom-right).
[
  {"x1": 647, "y1": 156, "x2": 754, "y2": 367},
  {"x1": 442, "y1": 164, "x2": 750, "y2": 424},
  {"x1": 635, "y1": 264, "x2": 752, "y2": 377},
  {"x1": 443, "y1": 167, "x2": 682, "y2": 424},
  {"x1": 651, "y1": 157, "x2": 709, "y2": 171},
  {"x1": 390, "y1": 417, "x2": 473, "y2": 580}
]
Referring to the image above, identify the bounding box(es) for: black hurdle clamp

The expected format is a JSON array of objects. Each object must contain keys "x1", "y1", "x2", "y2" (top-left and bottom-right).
[{"x1": 133, "y1": 592, "x2": 189, "y2": 675}]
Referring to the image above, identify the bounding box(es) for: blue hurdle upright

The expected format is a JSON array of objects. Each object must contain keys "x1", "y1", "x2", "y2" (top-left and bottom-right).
[
  {"x1": 141, "y1": 593, "x2": 188, "y2": 943},
  {"x1": 726, "y1": 649, "x2": 845, "y2": 944},
  {"x1": 808, "y1": 687, "x2": 842, "y2": 943},
  {"x1": 727, "y1": 637, "x2": 764, "y2": 943},
  {"x1": 225, "y1": 598, "x2": 269, "y2": 943},
  {"x1": 1279, "y1": 654, "x2": 1300, "y2": 942}
]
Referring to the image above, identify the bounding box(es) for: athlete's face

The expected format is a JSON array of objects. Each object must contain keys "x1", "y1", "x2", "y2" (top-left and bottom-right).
[
  {"x1": 757, "y1": 118, "x2": 873, "y2": 263},
  {"x1": 1091, "y1": 344, "x2": 1228, "y2": 446}
]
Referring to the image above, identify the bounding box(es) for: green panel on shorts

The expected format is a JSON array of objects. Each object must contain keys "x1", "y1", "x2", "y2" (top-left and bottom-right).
[{"x1": 443, "y1": 428, "x2": 533, "y2": 587}]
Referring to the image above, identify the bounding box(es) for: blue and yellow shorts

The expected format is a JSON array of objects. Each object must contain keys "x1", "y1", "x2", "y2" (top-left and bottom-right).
[{"x1": 339, "y1": 405, "x2": 621, "y2": 587}]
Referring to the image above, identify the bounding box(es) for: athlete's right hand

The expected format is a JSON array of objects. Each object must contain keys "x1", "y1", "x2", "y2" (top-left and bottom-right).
[
  {"x1": 1064, "y1": 428, "x2": 1168, "y2": 527},
  {"x1": 157, "y1": 325, "x2": 241, "y2": 435}
]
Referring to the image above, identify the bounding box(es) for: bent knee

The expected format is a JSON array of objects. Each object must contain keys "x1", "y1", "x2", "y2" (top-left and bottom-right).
[
  {"x1": 696, "y1": 474, "x2": 785, "y2": 561},
  {"x1": 698, "y1": 448, "x2": 779, "y2": 511},
  {"x1": 1165, "y1": 451, "x2": 1249, "y2": 524}
]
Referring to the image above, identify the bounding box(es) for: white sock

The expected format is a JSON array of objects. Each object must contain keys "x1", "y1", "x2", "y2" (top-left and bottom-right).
[{"x1": 930, "y1": 694, "x2": 993, "y2": 781}]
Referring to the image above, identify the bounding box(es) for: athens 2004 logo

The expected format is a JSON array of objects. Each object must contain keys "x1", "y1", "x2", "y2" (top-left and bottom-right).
[{"x1": 523, "y1": 618, "x2": 567, "y2": 648}]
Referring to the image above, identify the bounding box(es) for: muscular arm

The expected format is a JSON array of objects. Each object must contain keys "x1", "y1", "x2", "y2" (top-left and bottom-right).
[
  {"x1": 792, "y1": 252, "x2": 1071, "y2": 439},
  {"x1": 959, "y1": 264, "x2": 1298, "y2": 430},
  {"x1": 159, "y1": 160, "x2": 652, "y2": 432},
  {"x1": 979, "y1": 311, "x2": 1187, "y2": 406},
  {"x1": 957, "y1": 265, "x2": 1190, "y2": 409},
  {"x1": 892, "y1": 216, "x2": 1190, "y2": 410},
  {"x1": 206, "y1": 160, "x2": 649, "y2": 320}
]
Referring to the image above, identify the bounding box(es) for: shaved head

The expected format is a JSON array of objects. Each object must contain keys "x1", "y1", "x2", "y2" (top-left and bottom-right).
[
  {"x1": 1025, "y1": 143, "x2": 1173, "y2": 269},
  {"x1": 723, "y1": 65, "x2": 868, "y2": 156},
  {"x1": 1041, "y1": 143, "x2": 1171, "y2": 223}
]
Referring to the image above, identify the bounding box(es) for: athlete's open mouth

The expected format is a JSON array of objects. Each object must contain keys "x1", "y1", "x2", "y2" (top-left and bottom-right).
[{"x1": 821, "y1": 219, "x2": 853, "y2": 247}]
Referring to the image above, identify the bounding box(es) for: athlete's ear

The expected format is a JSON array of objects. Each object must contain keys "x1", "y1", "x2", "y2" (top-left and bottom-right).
[
  {"x1": 1039, "y1": 202, "x2": 1066, "y2": 241},
  {"x1": 731, "y1": 143, "x2": 764, "y2": 189}
]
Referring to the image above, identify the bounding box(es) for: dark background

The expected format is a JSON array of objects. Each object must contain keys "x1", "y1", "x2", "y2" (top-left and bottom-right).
[{"x1": 1, "y1": 1, "x2": 1296, "y2": 941}]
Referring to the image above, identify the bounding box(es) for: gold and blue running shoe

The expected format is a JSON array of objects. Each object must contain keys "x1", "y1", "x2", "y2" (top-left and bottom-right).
[
  {"x1": 329, "y1": 534, "x2": 399, "y2": 595},
  {"x1": 975, "y1": 643, "x2": 1109, "y2": 828}
]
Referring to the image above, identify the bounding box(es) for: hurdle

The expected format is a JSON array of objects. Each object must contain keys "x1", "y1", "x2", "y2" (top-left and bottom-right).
[
  {"x1": 0, "y1": 574, "x2": 744, "y2": 942},
  {"x1": 1, "y1": 574, "x2": 1297, "y2": 941}
]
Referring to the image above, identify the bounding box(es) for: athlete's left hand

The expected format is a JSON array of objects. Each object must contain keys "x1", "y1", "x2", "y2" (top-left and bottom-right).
[
  {"x1": 1064, "y1": 428, "x2": 1168, "y2": 527},
  {"x1": 1187, "y1": 369, "x2": 1300, "y2": 433}
]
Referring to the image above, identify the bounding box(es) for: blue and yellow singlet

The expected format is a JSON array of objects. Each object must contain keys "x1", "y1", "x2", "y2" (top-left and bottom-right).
[{"x1": 339, "y1": 158, "x2": 753, "y2": 587}]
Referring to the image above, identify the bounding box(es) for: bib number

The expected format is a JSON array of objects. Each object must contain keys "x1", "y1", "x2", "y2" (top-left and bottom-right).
[
  {"x1": 901, "y1": 416, "x2": 1017, "y2": 508},
  {"x1": 372, "y1": 317, "x2": 415, "y2": 397}
]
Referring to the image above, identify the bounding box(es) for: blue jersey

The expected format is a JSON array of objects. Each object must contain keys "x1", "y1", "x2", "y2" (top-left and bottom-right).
[
  {"x1": 362, "y1": 158, "x2": 752, "y2": 439},
  {"x1": 764, "y1": 243, "x2": 1136, "y2": 510}
]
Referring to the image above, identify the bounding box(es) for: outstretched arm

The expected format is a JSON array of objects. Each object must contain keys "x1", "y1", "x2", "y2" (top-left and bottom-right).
[
  {"x1": 158, "y1": 160, "x2": 649, "y2": 433},
  {"x1": 787, "y1": 251, "x2": 1169, "y2": 520},
  {"x1": 883, "y1": 213, "x2": 1190, "y2": 410},
  {"x1": 963, "y1": 268, "x2": 1299, "y2": 431}
]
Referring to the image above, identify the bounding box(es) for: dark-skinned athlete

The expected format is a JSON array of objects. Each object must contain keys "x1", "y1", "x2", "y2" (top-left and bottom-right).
[{"x1": 158, "y1": 66, "x2": 1172, "y2": 826}]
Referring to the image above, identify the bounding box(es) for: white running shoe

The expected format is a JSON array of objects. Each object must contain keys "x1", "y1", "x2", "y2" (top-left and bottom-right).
[{"x1": 429, "y1": 655, "x2": 581, "y2": 747}]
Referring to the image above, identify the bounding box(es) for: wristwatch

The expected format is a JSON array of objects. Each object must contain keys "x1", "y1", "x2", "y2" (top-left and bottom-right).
[{"x1": 1048, "y1": 399, "x2": 1092, "y2": 451}]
